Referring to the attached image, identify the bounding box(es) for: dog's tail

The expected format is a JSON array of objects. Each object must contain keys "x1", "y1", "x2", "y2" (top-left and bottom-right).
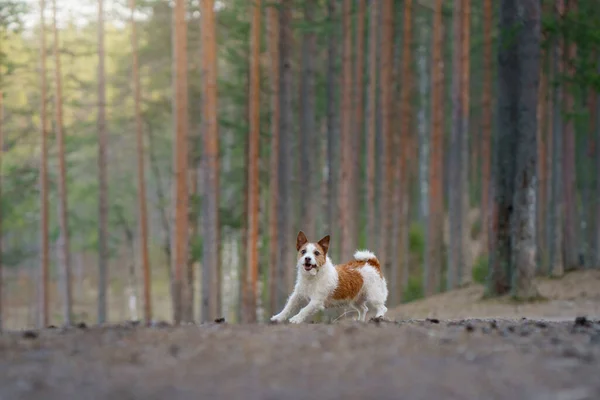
[{"x1": 353, "y1": 250, "x2": 381, "y2": 271}]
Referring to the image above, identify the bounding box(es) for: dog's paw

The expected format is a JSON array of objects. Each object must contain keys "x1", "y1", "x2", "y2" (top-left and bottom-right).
[
  {"x1": 270, "y1": 315, "x2": 284, "y2": 323},
  {"x1": 289, "y1": 316, "x2": 304, "y2": 324}
]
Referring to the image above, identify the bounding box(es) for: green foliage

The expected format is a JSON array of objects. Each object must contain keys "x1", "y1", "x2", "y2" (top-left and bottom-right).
[
  {"x1": 403, "y1": 275, "x2": 424, "y2": 303},
  {"x1": 409, "y1": 222, "x2": 425, "y2": 261},
  {"x1": 472, "y1": 255, "x2": 489, "y2": 284}
]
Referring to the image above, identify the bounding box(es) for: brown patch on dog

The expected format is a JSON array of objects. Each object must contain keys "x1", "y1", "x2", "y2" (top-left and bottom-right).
[
  {"x1": 317, "y1": 235, "x2": 330, "y2": 255},
  {"x1": 296, "y1": 231, "x2": 308, "y2": 251},
  {"x1": 332, "y1": 263, "x2": 364, "y2": 300}
]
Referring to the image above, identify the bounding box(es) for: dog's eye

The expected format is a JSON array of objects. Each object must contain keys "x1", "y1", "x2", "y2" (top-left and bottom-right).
[
  {"x1": 301, "y1": 249, "x2": 307, "y2": 255},
  {"x1": 314, "y1": 251, "x2": 320, "y2": 256}
]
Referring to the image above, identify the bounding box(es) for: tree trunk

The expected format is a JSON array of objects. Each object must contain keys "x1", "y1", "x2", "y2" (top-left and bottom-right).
[
  {"x1": 0, "y1": 90, "x2": 3, "y2": 331},
  {"x1": 366, "y1": 1, "x2": 378, "y2": 251},
  {"x1": 536, "y1": 30, "x2": 548, "y2": 274},
  {"x1": 595, "y1": 59, "x2": 600, "y2": 268},
  {"x1": 245, "y1": 0, "x2": 262, "y2": 323},
  {"x1": 460, "y1": 0, "x2": 471, "y2": 285},
  {"x1": 39, "y1": 0, "x2": 50, "y2": 329},
  {"x1": 172, "y1": 0, "x2": 189, "y2": 324},
  {"x1": 201, "y1": 0, "x2": 220, "y2": 322},
  {"x1": 97, "y1": 0, "x2": 109, "y2": 325},
  {"x1": 267, "y1": 1, "x2": 280, "y2": 315},
  {"x1": 278, "y1": 0, "x2": 294, "y2": 298},
  {"x1": 448, "y1": 0, "x2": 463, "y2": 291},
  {"x1": 417, "y1": 15, "x2": 430, "y2": 226},
  {"x1": 481, "y1": 0, "x2": 493, "y2": 260},
  {"x1": 562, "y1": 0, "x2": 577, "y2": 271},
  {"x1": 352, "y1": 0, "x2": 366, "y2": 251},
  {"x1": 130, "y1": 0, "x2": 152, "y2": 325},
  {"x1": 550, "y1": 0, "x2": 564, "y2": 277},
  {"x1": 299, "y1": 0, "x2": 317, "y2": 241},
  {"x1": 425, "y1": 0, "x2": 444, "y2": 297},
  {"x1": 378, "y1": 0, "x2": 394, "y2": 276},
  {"x1": 395, "y1": 0, "x2": 412, "y2": 304},
  {"x1": 52, "y1": 0, "x2": 73, "y2": 326},
  {"x1": 339, "y1": 0, "x2": 354, "y2": 260},
  {"x1": 488, "y1": 0, "x2": 519, "y2": 296},
  {"x1": 512, "y1": 0, "x2": 541, "y2": 300}
]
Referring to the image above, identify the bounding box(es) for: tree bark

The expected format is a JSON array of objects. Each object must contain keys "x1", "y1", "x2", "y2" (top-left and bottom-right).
[
  {"x1": 0, "y1": 90, "x2": 3, "y2": 331},
  {"x1": 536, "y1": 25, "x2": 549, "y2": 274},
  {"x1": 448, "y1": 0, "x2": 463, "y2": 291},
  {"x1": 481, "y1": 0, "x2": 492, "y2": 260},
  {"x1": 201, "y1": 0, "x2": 220, "y2": 322},
  {"x1": 97, "y1": 0, "x2": 109, "y2": 325},
  {"x1": 130, "y1": 0, "x2": 152, "y2": 325},
  {"x1": 366, "y1": 1, "x2": 378, "y2": 251},
  {"x1": 339, "y1": 0, "x2": 354, "y2": 260},
  {"x1": 425, "y1": 0, "x2": 444, "y2": 297},
  {"x1": 245, "y1": 0, "x2": 262, "y2": 323},
  {"x1": 512, "y1": 0, "x2": 540, "y2": 300},
  {"x1": 52, "y1": 0, "x2": 73, "y2": 325},
  {"x1": 488, "y1": 0, "x2": 519, "y2": 296},
  {"x1": 267, "y1": 1, "x2": 280, "y2": 315},
  {"x1": 39, "y1": 0, "x2": 50, "y2": 329},
  {"x1": 460, "y1": 0, "x2": 471, "y2": 285},
  {"x1": 378, "y1": 0, "x2": 394, "y2": 276}
]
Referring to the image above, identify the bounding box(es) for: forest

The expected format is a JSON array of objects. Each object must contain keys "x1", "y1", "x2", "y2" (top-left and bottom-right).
[{"x1": 0, "y1": 0, "x2": 599, "y2": 330}]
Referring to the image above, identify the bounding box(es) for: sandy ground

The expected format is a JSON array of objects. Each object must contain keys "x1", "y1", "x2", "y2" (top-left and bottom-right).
[{"x1": 1, "y1": 317, "x2": 600, "y2": 400}]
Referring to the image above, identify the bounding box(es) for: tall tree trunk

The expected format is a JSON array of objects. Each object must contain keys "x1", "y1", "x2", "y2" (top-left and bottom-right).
[
  {"x1": 481, "y1": 0, "x2": 492, "y2": 259},
  {"x1": 245, "y1": 0, "x2": 262, "y2": 323},
  {"x1": 339, "y1": 0, "x2": 354, "y2": 259},
  {"x1": 595, "y1": 59, "x2": 600, "y2": 268},
  {"x1": 0, "y1": 90, "x2": 3, "y2": 331},
  {"x1": 536, "y1": 30, "x2": 549, "y2": 274},
  {"x1": 52, "y1": 0, "x2": 73, "y2": 325},
  {"x1": 353, "y1": 0, "x2": 366, "y2": 250},
  {"x1": 489, "y1": 0, "x2": 519, "y2": 296},
  {"x1": 39, "y1": 0, "x2": 50, "y2": 329},
  {"x1": 299, "y1": 0, "x2": 317, "y2": 241},
  {"x1": 448, "y1": 0, "x2": 463, "y2": 291},
  {"x1": 172, "y1": 0, "x2": 189, "y2": 324},
  {"x1": 201, "y1": 0, "x2": 220, "y2": 321},
  {"x1": 131, "y1": 0, "x2": 152, "y2": 325},
  {"x1": 562, "y1": 0, "x2": 577, "y2": 271},
  {"x1": 326, "y1": 0, "x2": 339, "y2": 254},
  {"x1": 460, "y1": 0, "x2": 471, "y2": 285},
  {"x1": 378, "y1": 0, "x2": 394, "y2": 276},
  {"x1": 425, "y1": 0, "x2": 444, "y2": 297},
  {"x1": 97, "y1": 0, "x2": 109, "y2": 325},
  {"x1": 366, "y1": 1, "x2": 378, "y2": 251},
  {"x1": 417, "y1": 15, "x2": 430, "y2": 226},
  {"x1": 550, "y1": 0, "x2": 564, "y2": 277},
  {"x1": 278, "y1": 0, "x2": 294, "y2": 297},
  {"x1": 394, "y1": 0, "x2": 412, "y2": 304},
  {"x1": 511, "y1": 0, "x2": 541, "y2": 299},
  {"x1": 267, "y1": 1, "x2": 280, "y2": 315}
]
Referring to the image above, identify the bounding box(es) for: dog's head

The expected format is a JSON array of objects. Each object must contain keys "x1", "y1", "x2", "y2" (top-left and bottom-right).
[{"x1": 296, "y1": 231, "x2": 330, "y2": 275}]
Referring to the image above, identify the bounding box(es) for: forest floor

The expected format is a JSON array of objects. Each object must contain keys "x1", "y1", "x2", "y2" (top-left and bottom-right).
[{"x1": 1, "y1": 270, "x2": 599, "y2": 400}]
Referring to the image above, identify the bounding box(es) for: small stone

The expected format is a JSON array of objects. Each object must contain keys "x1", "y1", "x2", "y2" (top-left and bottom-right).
[
  {"x1": 214, "y1": 317, "x2": 226, "y2": 324},
  {"x1": 465, "y1": 324, "x2": 475, "y2": 333},
  {"x1": 76, "y1": 322, "x2": 88, "y2": 330},
  {"x1": 426, "y1": 318, "x2": 440, "y2": 324},
  {"x1": 22, "y1": 330, "x2": 38, "y2": 340},
  {"x1": 574, "y1": 316, "x2": 590, "y2": 327},
  {"x1": 535, "y1": 321, "x2": 547, "y2": 328},
  {"x1": 489, "y1": 320, "x2": 498, "y2": 329}
]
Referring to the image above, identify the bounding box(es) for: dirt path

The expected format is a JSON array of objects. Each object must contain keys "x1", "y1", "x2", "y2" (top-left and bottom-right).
[{"x1": 1, "y1": 317, "x2": 599, "y2": 400}]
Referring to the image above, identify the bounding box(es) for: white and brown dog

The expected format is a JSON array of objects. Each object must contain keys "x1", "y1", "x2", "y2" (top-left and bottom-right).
[{"x1": 271, "y1": 231, "x2": 388, "y2": 324}]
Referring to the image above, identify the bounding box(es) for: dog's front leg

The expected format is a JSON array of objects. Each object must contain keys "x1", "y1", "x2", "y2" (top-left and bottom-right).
[
  {"x1": 270, "y1": 292, "x2": 302, "y2": 322},
  {"x1": 289, "y1": 299, "x2": 324, "y2": 324}
]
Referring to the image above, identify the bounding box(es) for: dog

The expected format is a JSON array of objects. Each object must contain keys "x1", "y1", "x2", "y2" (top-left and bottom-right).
[{"x1": 270, "y1": 231, "x2": 388, "y2": 324}]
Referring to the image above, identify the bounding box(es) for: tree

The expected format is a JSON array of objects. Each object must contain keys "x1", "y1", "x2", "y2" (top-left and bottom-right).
[
  {"x1": 201, "y1": 0, "x2": 220, "y2": 321},
  {"x1": 267, "y1": 0, "x2": 280, "y2": 316},
  {"x1": 481, "y1": 0, "x2": 492, "y2": 258},
  {"x1": 353, "y1": 0, "x2": 366, "y2": 252},
  {"x1": 52, "y1": 0, "x2": 73, "y2": 325},
  {"x1": 277, "y1": 0, "x2": 293, "y2": 299},
  {"x1": 97, "y1": 0, "x2": 109, "y2": 325},
  {"x1": 38, "y1": 0, "x2": 50, "y2": 329},
  {"x1": 245, "y1": 0, "x2": 261, "y2": 323},
  {"x1": 0, "y1": 88, "x2": 3, "y2": 331},
  {"x1": 172, "y1": 0, "x2": 188, "y2": 324},
  {"x1": 425, "y1": 0, "x2": 444, "y2": 297},
  {"x1": 511, "y1": 0, "x2": 541, "y2": 299},
  {"x1": 338, "y1": 0, "x2": 353, "y2": 259},
  {"x1": 366, "y1": 1, "x2": 378, "y2": 251},
  {"x1": 378, "y1": 0, "x2": 393, "y2": 275},
  {"x1": 460, "y1": 0, "x2": 471, "y2": 285},
  {"x1": 448, "y1": 0, "x2": 464, "y2": 291},
  {"x1": 299, "y1": 0, "x2": 317, "y2": 241},
  {"x1": 130, "y1": 0, "x2": 151, "y2": 325}
]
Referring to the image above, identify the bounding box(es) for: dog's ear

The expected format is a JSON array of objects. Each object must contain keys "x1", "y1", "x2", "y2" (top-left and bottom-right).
[
  {"x1": 317, "y1": 235, "x2": 330, "y2": 255},
  {"x1": 296, "y1": 231, "x2": 308, "y2": 251}
]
